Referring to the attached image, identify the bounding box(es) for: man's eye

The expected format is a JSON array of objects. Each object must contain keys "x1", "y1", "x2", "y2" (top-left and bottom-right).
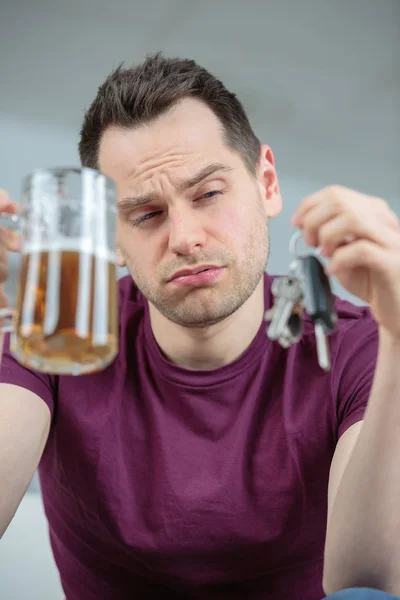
[
  {"x1": 130, "y1": 211, "x2": 162, "y2": 227},
  {"x1": 199, "y1": 190, "x2": 223, "y2": 200},
  {"x1": 128, "y1": 191, "x2": 224, "y2": 227}
]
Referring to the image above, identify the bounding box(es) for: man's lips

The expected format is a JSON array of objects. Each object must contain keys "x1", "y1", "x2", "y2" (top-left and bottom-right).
[
  {"x1": 169, "y1": 265, "x2": 220, "y2": 282},
  {"x1": 168, "y1": 265, "x2": 225, "y2": 287}
]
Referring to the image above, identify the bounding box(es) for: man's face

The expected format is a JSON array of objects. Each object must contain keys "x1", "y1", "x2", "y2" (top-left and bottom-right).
[{"x1": 99, "y1": 98, "x2": 281, "y2": 328}]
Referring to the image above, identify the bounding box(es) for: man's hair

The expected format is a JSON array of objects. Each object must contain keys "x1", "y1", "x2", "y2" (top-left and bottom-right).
[{"x1": 78, "y1": 52, "x2": 260, "y2": 173}]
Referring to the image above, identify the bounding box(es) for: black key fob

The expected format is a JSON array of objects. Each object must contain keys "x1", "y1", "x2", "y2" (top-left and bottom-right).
[{"x1": 301, "y1": 255, "x2": 337, "y2": 332}]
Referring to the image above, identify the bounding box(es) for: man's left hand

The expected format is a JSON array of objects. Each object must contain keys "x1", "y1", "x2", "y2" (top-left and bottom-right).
[{"x1": 291, "y1": 185, "x2": 400, "y2": 340}]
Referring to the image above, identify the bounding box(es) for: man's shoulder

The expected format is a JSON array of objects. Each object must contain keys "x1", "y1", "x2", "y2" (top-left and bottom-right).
[{"x1": 117, "y1": 274, "x2": 147, "y2": 331}]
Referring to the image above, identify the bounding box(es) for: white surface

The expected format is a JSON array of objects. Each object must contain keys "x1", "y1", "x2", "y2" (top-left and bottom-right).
[{"x1": 0, "y1": 493, "x2": 64, "y2": 600}]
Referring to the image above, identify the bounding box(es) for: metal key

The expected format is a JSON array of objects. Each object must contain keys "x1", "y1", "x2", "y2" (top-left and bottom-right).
[
  {"x1": 301, "y1": 254, "x2": 337, "y2": 371},
  {"x1": 276, "y1": 299, "x2": 305, "y2": 348},
  {"x1": 265, "y1": 275, "x2": 304, "y2": 347}
]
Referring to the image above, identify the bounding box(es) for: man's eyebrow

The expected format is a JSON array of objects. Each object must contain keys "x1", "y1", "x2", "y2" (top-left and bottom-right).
[
  {"x1": 177, "y1": 162, "x2": 233, "y2": 192},
  {"x1": 117, "y1": 163, "x2": 233, "y2": 211},
  {"x1": 117, "y1": 195, "x2": 156, "y2": 211}
]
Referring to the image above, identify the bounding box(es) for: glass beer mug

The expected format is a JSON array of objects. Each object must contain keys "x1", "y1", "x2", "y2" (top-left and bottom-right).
[{"x1": 0, "y1": 167, "x2": 118, "y2": 375}]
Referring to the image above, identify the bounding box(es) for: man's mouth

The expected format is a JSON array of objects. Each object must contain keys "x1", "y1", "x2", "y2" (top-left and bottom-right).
[
  {"x1": 169, "y1": 265, "x2": 220, "y2": 281},
  {"x1": 169, "y1": 265, "x2": 225, "y2": 286}
]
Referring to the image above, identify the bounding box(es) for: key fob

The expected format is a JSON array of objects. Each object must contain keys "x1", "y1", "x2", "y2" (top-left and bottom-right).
[{"x1": 301, "y1": 255, "x2": 337, "y2": 332}]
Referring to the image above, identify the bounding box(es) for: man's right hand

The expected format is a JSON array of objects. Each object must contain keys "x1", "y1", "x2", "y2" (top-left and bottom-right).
[{"x1": 0, "y1": 189, "x2": 21, "y2": 310}]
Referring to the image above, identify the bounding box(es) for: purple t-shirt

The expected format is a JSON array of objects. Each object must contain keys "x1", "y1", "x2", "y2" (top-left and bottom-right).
[{"x1": 0, "y1": 274, "x2": 378, "y2": 599}]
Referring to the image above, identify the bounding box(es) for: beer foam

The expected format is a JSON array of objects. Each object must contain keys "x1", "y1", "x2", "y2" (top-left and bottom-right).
[{"x1": 22, "y1": 238, "x2": 116, "y2": 262}]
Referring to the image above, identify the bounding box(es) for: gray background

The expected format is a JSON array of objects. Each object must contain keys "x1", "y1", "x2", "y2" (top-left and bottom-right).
[{"x1": 0, "y1": 0, "x2": 399, "y2": 598}]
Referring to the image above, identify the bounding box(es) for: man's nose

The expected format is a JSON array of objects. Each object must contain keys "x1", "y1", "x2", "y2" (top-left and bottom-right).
[{"x1": 168, "y1": 208, "x2": 207, "y2": 256}]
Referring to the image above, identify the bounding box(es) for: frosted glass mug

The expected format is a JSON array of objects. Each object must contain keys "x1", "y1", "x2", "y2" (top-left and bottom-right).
[{"x1": 0, "y1": 167, "x2": 118, "y2": 375}]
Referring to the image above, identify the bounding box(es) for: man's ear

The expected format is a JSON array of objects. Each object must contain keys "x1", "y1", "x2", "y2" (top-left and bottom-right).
[
  {"x1": 256, "y1": 144, "x2": 282, "y2": 218},
  {"x1": 116, "y1": 245, "x2": 127, "y2": 268}
]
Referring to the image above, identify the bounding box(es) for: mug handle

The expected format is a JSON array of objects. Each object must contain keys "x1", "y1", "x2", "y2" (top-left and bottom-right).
[{"x1": 0, "y1": 212, "x2": 21, "y2": 334}]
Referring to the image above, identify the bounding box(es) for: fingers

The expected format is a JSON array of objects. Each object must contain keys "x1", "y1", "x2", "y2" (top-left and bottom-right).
[
  {"x1": 0, "y1": 189, "x2": 21, "y2": 252},
  {"x1": 291, "y1": 185, "x2": 400, "y2": 250},
  {"x1": 296, "y1": 201, "x2": 341, "y2": 247},
  {"x1": 0, "y1": 189, "x2": 19, "y2": 290},
  {"x1": 291, "y1": 185, "x2": 345, "y2": 227},
  {"x1": 317, "y1": 213, "x2": 400, "y2": 257},
  {"x1": 0, "y1": 189, "x2": 19, "y2": 214},
  {"x1": 0, "y1": 227, "x2": 21, "y2": 252},
  {"x1": 327, "y1": 240, "x2": 395, "y2": 276}
]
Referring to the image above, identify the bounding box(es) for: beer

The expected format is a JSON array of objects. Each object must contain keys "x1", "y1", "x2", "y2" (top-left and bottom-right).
[{"x1": 11, "y1": 244, "x2": 118, "y2": 375}]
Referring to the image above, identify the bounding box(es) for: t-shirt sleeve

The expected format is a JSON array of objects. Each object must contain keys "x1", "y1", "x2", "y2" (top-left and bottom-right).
[
  {"x1": 331, "y1": 309, "x2": 379, "y2": 439},
  {"x1": 0, "y1": 333, "x2": 56, "y2": 418}
]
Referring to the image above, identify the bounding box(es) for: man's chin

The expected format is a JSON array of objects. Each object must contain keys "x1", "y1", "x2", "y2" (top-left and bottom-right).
[
  {"x1": 157, "y1": 297, "x2": 241, "y2": 329},
  {"x1": 163, "y1": 313, "x2": 230, "y2": 329}
]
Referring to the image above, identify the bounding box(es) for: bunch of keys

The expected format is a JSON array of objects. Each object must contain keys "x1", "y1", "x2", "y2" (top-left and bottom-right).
[{"x1": 265, "y1": 231, "x2": 337, "y2": 371}]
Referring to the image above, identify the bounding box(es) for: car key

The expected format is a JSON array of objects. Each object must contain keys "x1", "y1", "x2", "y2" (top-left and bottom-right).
[
  {"x1": 265, "y1": 275, "x2": 304, "y2": 346},
  {"x1": 301, "y1": 254, "x2": 337, "y2": 371}
]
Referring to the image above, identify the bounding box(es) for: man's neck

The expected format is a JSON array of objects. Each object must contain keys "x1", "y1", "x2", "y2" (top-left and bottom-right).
[{"x1": 148, "y1": 280, "x2": 265, "y2": 370}]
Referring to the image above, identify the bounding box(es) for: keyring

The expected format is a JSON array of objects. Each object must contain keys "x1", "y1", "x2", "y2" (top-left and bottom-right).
[{"x1": 289, "y1": 230, "x2": 322, "y2": 259}]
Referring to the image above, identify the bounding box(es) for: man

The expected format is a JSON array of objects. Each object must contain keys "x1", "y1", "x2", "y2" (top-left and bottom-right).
[{"x1": 0, "y1": 53, "x2": 400, "y2": 600}]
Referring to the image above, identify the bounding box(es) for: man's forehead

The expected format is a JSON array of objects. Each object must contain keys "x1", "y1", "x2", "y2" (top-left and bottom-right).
[
  {"x1": 100, "y1": 134, "x2": 232, "y2": 191},
  {"x1": 99, "y1": 99, "x2": 227, "y2": 173}
]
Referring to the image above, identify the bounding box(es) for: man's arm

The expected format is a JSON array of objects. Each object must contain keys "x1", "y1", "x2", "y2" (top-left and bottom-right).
[
  {"x1": 323, "y1": 329, "x2": 400, "y2": 595},
  {"x1": 0, "y1": 379, "x2": 51, "y2": 538},
  {"x1": 0, "y1": 191, "x2": 51, "y2": 536},
  {"x1": 291, "y1": 184, "x2": 400, "y2": 594}
]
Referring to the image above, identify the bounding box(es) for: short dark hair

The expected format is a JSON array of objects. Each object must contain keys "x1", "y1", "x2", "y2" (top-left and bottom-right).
[{"x1": 78, "y1": 52, "x2": 260, "y2": 174}]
